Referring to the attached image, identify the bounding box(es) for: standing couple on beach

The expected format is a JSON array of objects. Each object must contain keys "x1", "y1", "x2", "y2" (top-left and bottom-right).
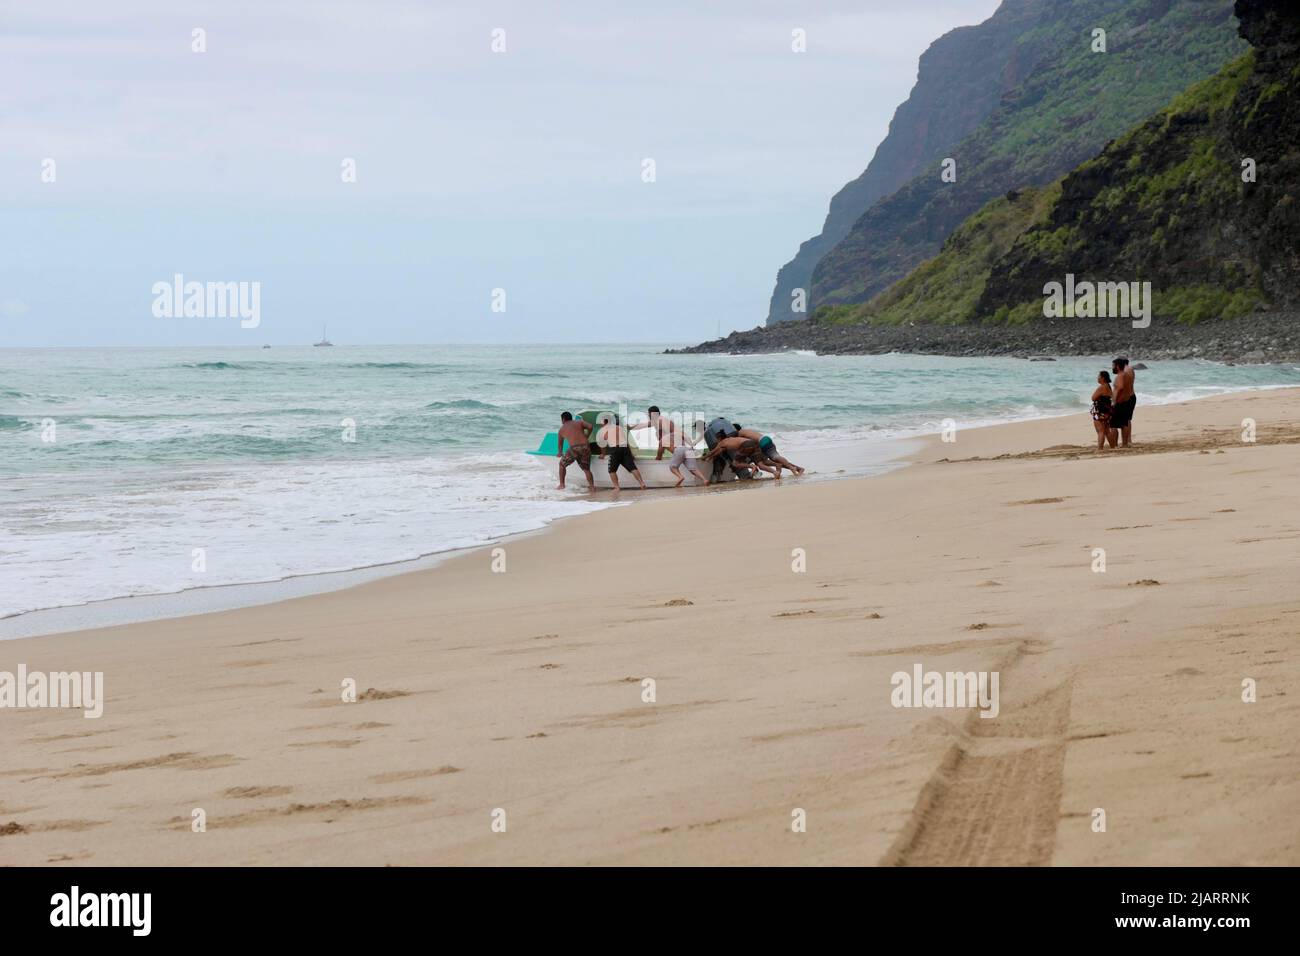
[{"x1": 1090, "y1": 356, "x2": 1137, "y2": 450}]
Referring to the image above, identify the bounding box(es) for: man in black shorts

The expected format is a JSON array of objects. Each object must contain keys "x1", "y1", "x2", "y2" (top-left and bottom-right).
[
  {"x1": 1109, "y1": 357, "x2": 1137, "y2": 447},
  {"x1": 596, "y1": 414, "x2": 647, "y2": 491}
]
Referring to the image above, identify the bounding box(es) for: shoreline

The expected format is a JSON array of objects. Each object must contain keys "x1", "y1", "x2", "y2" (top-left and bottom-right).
[
  {"x1": 0, "y1": 447, "x2": 913, "y2": 642},
  {"x1": 3, "y1": 386, "x2": 1298, "y2": 865},
  {"x1": 0, "y1": 439, "x2": 918, "y2": 642},
  {"x1": 6, "y1": 377, "x2": 1295, "y2": 640},
  {"x1": 670, "y1": 313, "x2": 1300, "y2": 362}
]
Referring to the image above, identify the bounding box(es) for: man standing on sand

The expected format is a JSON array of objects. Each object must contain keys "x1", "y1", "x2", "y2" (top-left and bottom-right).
[
  {"x1": 1109, "y1": 356, "x2": 1137, "y2": 447},
  {"x1": 556, "y1": 411, "x2": 595, "y2": 491},
  {"x1": 596, "y1": 413, "x2": 647, "y2": 491}
]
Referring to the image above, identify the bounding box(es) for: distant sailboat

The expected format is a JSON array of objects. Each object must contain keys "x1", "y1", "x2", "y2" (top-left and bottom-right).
[{"x1": 314, "y1": 324, "x2": 334, "y2": 347}]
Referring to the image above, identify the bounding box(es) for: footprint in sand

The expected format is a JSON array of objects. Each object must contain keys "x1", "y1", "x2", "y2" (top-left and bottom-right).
[
  {"x1": 224, "y1": 785, "x2": 294, "y2": 799},
  {"x1": 358, "y1": 688, "x2": 410, "y2": 701},
  {"x1": 182, "y1": 796, "x2": 430, "y2": 830},
  {"x1": 370, "y1": 766, "x2": 461, "y2": 784},
  {"x1": 43, "y1": 752, "x2": 240, "y2": 779},
  {"x1": 227, "y1": 637, "x2": 301, "y2": 648},
  {"x1": 289, "y1": 739, "x2": 361, "y2": 749}
]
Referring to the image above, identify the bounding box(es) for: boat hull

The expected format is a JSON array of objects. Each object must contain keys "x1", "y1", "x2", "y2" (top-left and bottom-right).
[{"x1": 533, "y1": 451, "x2": 729, "y2": 489}]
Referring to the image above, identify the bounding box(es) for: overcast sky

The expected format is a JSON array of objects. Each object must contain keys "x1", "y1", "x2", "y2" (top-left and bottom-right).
[{"x1": 1, "y1": 0, "x2": 1001, "y2": 347}]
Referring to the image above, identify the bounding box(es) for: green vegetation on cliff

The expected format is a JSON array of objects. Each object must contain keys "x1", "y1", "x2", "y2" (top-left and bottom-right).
[
  {"x1": 977, "y1": 0, "x2": 1298, "y2": 324},
  {"x1": 822, "y1": 0, "x2": 1299, "y2": 330},
  {"x1": 766, "y1": 0, "x2": 1052, "y2": 324},
  {"x1": 829, "y1": 184, "x2": 1062, "y2": 325},
  {"x1": 808, "y1": 0, "x2": 1248, "y2": 312}
]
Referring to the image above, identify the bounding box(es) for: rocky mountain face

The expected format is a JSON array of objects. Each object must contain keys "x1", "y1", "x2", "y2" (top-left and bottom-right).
[
  {"x1": 765, "y1": 0, "x2": 1050, "y2": 324},
  {"x1": 684, "y1": 0, "x2": 1298, "y2": 359},
  {"x1": 976, "y1": 0, "x2": 1300, "y2": 319},
  {"x1": 806, "y1": 0, "x2": 1247, "y2": 312}
]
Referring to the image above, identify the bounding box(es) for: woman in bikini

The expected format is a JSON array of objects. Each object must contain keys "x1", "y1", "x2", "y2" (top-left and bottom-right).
[{"x1": 1090, "y1": 370, "x2": 1113, "y2": 451}]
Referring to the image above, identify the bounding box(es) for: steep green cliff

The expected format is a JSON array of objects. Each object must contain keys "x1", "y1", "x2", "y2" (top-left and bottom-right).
[
  {"x1": 766, "y1": 0, "x2": 1051, "y2": 324},
  {"x1": 977, "y1": 0, "x2": 1300, "y2": 322},
  {"x1": 824, "y1": 0, "x2": 1298, "y2": 328},
  {"x1": 808, "y1": 0, "x2": 1247, "y2": 313}
]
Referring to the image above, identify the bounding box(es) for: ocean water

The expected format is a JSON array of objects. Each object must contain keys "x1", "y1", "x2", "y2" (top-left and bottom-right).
[{"x1": 3, "y1": 345, "x2": 1299, "y2": 626}]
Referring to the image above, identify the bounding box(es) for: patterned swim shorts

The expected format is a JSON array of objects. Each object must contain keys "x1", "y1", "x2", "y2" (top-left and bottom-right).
[{"x1": 560, "y1": 443, "x2": 592, "y2": 470}]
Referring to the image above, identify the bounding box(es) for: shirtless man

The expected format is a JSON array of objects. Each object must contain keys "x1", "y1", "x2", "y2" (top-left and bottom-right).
[
  {"x1": 667, "y1": 420, "x2": 709, "y2": 486},
  {"x1": 702, "y1": 435, "x2": 779, "y2": 479},
  {"x1": 647, "y1": 406, "x2": 678, "y2": 461},
  {"x1": 596, "y1": 414, "x2": 647, "y2": 491},
  {"x1": 733, "y1": 424, "x2": 804, "y2": 477},
  {"x1": 555, "y1": 411, "x2": 595, "y2": 491},
  {"x1": 1109, "y1": 357, "x2": 1137, "y2": 447}
]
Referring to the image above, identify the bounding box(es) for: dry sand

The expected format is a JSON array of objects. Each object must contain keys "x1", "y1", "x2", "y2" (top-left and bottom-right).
[{"x1": 2, "y1": 388, "x2": 1298, "y2": 866}]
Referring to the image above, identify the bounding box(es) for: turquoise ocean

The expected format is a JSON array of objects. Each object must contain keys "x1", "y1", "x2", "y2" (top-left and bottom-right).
[{"x1": 3, "y1": 345, "x2": 1299, "y2": 629}]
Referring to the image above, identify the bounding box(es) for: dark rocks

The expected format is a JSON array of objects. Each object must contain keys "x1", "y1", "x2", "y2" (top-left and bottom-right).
[{"x1": 668, "y1": 312, "x2": 1300, "y2": 363}]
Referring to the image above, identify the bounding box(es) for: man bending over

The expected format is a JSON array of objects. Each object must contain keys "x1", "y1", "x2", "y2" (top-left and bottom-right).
[{"x1": 556, "y1": 411, "x2": 595, "y2": 491}]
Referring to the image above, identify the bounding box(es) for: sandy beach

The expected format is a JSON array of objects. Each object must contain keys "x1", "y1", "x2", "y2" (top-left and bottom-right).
[{"x1": 3, "y1": 387, "x2": 1298, "y2": 866}]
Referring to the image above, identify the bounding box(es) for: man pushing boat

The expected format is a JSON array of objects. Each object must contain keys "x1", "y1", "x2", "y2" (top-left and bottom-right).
[
  {"x1": 702, "y1": 435, "x2": 780, "y2": 479},
  {"x1": 555, "y1": 411, "x2": 596, "y2": 491},
  {"x1": 733, "y1": 424, "x2": 805, "y2": 477},
  {"x1": 596, "y1": 413, "x2": 648, "y2": 491}
]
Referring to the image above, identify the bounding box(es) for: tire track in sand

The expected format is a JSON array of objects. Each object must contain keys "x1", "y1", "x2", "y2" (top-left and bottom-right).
[{"x1": 881, "y1": 640, "x2": 1072, "y2": 866}]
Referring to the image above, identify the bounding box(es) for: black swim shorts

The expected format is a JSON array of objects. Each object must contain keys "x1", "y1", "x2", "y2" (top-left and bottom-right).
[
  {"x1": 606, "y1": 445, "x2": 639, "y2": 473},
  {"x1": 1109, "y1": 396, "x2": 1136, "y2": 429}
]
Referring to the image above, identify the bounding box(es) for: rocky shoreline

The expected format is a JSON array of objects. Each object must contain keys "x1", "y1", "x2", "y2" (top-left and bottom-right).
[{"x1": 667, "y1": 312, "x2": 1300, "y2": 363}]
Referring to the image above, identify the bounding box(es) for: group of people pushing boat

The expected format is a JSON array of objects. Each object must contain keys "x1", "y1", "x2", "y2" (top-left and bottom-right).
[{"x1": 555, "y1": 406, "x2": 804, "y2": 492}]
